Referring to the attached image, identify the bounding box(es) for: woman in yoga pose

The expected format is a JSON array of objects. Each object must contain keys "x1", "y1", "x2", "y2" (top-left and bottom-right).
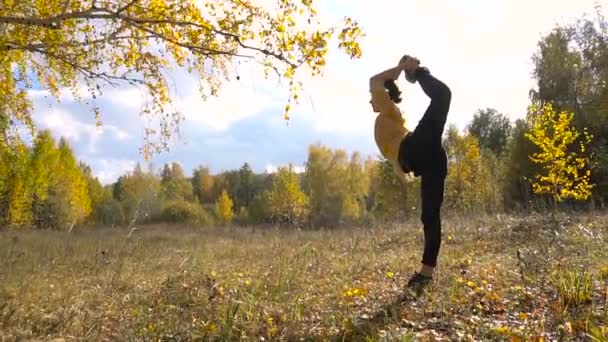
[{"x1": 369, "y1": 55, "x2": 452, "y2": 292}]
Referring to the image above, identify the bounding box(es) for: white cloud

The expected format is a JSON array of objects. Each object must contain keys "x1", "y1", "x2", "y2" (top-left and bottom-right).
[
  {"x1": 265, "y1": 163, "x2": 306, "y2": 174},
  {"x1": 176, "y1": 65, "x2": 277, "y2": 132},
  {"x1": 104, "y1": 87, "x2": 147, "y2": 110},
  {"x1": 95, "y1": 159, "x2": 138, "y2": 185},
  {"x1": 37, "y1": 108, "x2": 130, "y2": 153},
  {"x1": 28, "y1": 85, "x2": 93, "y2": 103}
]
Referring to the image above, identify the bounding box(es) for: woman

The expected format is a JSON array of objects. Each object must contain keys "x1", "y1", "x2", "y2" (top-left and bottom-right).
[{"x1": 369, "y1": 55, "x2": 451, "y2": 292}]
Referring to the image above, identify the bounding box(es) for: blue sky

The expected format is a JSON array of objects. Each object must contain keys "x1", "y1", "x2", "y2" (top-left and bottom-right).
[{"x1": 28, "y1": 0, "x2": 602, "y2": 184}]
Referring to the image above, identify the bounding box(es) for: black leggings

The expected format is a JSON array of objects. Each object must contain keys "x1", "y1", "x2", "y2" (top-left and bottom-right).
[{"x1": 398, "y1": 67, "x2": 451, "y2": 268}]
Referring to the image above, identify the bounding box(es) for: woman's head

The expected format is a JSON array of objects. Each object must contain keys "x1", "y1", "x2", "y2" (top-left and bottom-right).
[{"x1": 369, "y1": 79, "x2": 402, "y2": 112}]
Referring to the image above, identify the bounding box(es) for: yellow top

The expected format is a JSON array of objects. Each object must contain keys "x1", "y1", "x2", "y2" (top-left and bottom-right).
[{"x1": 371, "y1": 81, "x2": 410, "y2": 179}]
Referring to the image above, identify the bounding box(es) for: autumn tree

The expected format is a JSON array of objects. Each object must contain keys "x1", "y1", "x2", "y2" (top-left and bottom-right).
[
  {"x1": 192, "y1": 165, "x2": 215, "y2": 204},
  {"x1": 30, "y1": 130, "x2": 60, "y2": 228},
  {"x1": 524, "y1": 102, "x2": 594, "y2": 204},
  {"x1": 117, "y1": 163, "x2": 162, "y2": 223},
  {"x1": 341, "y1": 152, "x2": 369, "y2": 223},
  {"x1": 80, "y1": 162, "x2": 105, "y2": 224},
  {"x1": 0, "y1": 130, "x2": 9, "y2": 223},
  {"x1": 161, "y1": 162, "x2": 194, "y2": 202},
  {"x1": 215, "y1": 189, "x2": 234, "y2": 226},
  {"x1": 0, "y1": 134, "x2": 33, "y2": 227},
  {"x1": 443, "y1": 125, "x2": 500, "y2": 213},
  {"x1": 302, "y1": 144, "x2": 348, "y2": 227},
  {"x1": 53, "y1": 138, "x2": 92, "y2": 229},
  {"x1": 265, "y1": 165, "x2": 309, "y2": 227},
  {"x1": 443, "y1": 126, "x2": 478, "y2": 212},
  {"x1": 213, "y1": 170, "x2": 239, "y2": 205},
  {"x1": 529, "y1": 8, "x2": 608, "y2": 205},
  {"x1": 0, "y1": 0, "x2": 363, "y2": 157},
  {"x1": 368, "y1": 159, "x2": 416, "y2": 222}
]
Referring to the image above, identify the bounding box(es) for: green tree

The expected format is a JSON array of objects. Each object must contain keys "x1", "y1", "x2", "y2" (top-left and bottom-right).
[
  {"x1": 95, "y1": 186, "x2": 125, "y2": 227},
  {"x1": 1, "y1": 0, "x2": 363, "y2": 157},
  {"x1": 467, "y1": 108, "x2": 512, "y2": 157},
  {"x1": 530, "y1": 28, "x2": 581, "y2": 111},
  {"x1": 118, "y1": 163, "x2": 162, "y2": 224},
  {"x1": 265, "y1": 165, "x2": 309, "y2": 227},
  {"x1": 502, "y1": 119, "x2": 542, "y2": 210},
  {"x1": 161, "y1": 200, "x2": 213, "y2": 226},
  {"x1": 161, "y1": 162, "x2": 194, "y2": 202},
  {"x1": 236, "y1": 162, "x2": 256, "y2": 209},
  {"x1": 248, "y1": 192, "x2": 271, "y2": 225}
]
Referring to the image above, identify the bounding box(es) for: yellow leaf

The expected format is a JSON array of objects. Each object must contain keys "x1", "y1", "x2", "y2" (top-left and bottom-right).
[{"x1": 494, "y1": 326, "x2": 509, "y2": 334}]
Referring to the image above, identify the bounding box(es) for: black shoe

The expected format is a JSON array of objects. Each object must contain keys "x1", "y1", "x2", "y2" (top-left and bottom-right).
[
  {"x1": 404, "y1": 67, "x2": 430, "y2": 84},
  {"x1": 406, "y1": 272, "x2": 432, "y2": 293}
]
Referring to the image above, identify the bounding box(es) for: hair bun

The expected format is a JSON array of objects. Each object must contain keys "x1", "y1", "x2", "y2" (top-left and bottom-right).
[{"x1": 383, "y1": 80, "x2": 402, "y2": 104}]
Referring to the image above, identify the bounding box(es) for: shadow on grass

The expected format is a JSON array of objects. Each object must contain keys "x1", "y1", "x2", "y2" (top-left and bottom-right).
[{"x1": 331, "y1": 291, "x2": 421, "y2": 341}]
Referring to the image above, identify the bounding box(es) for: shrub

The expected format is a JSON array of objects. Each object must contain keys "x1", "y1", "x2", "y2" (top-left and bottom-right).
[{"x1": 160, "y1": 200, "x2": 214, "y2": 226}]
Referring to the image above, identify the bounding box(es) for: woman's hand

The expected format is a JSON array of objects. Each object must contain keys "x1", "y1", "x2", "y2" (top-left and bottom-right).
[{"x1": 399, "y1": 55, "x2": 420, "y2": 74}]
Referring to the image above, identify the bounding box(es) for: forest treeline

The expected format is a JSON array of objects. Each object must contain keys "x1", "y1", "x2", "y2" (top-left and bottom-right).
[{"x1": 1, "y1": 12, "x2": 607, "y2": 229}]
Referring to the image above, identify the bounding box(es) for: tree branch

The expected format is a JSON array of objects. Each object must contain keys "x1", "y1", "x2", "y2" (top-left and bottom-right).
[
  {"x1": 0, "y1": 8, "x2": 97, "y2": 29},
  {"x1": 1, "y1": 23, "x2": 142, "y2": 52},
  {"x1": 0, "y1": 5, "x2": 299, "y2": 68},
  {"x1": 19, "y1": 44, "x2": 146, "y2": 87},
  {"x1": 60, "y1": 0, "x2": 72, "y2": 15},
  {"x1": 117, "y1": 0, "x2": 139, "y2": 14}
]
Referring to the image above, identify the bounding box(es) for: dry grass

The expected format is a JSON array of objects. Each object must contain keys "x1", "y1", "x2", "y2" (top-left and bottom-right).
[{"x1": 1, "y1": 212, "x2": 607, "y2": 341}]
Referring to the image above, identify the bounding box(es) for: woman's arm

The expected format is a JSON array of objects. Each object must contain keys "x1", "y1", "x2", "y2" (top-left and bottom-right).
[{"x1": 369, "y1": 65, "x2": 404, "y2": 91}]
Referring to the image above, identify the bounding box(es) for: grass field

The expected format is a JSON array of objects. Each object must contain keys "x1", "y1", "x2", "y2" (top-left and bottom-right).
[{"x1": 1, "y1": 212, "x2": 607, "y2": 341}]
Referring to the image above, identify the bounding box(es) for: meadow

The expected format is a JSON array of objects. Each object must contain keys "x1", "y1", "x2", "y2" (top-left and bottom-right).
[{"x1": 1, "y1": 212, "x2": 607, "y2": 341}]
